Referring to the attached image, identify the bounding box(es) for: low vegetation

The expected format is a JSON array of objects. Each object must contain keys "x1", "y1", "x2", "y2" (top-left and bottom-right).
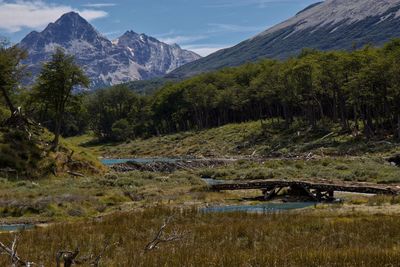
[
  {"x1": 1, "y1": 208, "x2": 400, "y2": 266},
  {"x1": 0, "y1": 170, "x2": 205, "y2": 223}
]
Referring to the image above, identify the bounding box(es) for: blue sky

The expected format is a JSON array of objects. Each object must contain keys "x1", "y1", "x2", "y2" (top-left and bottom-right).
[{"x1": 0, "y1": 0, "x2": 319, "y2": 56}]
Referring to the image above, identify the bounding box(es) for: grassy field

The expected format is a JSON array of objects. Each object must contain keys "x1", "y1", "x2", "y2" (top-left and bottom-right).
[
  {"x1": 197, "y1": 157, "x2": 400, "y2": 184},
  {"x1": 1, "y1": 207, "x2": 400, "y2": 266},
  {"x1": 0, "y1": 170, "x2": 207, "y2": 224},
  {"x1": 70, "y1": 120, "x2": 400, "y2": 159}
]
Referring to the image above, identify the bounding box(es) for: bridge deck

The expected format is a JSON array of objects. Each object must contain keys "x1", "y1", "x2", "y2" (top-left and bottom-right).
[{"x1": 210, "y1": 180, "x2": 400, "y2": 201}]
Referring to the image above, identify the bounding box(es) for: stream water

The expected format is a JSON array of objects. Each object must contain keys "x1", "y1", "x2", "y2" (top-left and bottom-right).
[
  {"x1": 102, "y1": 158, "x2": 317, "y2": 214},
  {"x1": 0, "y1": 224, "x2": 35, "y2": 232},
  {"x1": 202, "y1": 202, "x2": 316, "y2": 213}
]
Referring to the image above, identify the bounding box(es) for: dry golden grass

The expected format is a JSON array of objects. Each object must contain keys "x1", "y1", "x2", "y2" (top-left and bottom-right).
[{"x1": 1, "y1": 208, "x2": 400, "y2": 266}]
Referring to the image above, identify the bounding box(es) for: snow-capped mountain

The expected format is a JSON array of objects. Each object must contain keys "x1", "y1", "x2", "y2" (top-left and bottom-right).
[
  {"x1": 19, "y1": 12, "x2": 201, "y2": 89},
  {"x1": 170, "y1": 0, "x2": 400, "y2": 78}
]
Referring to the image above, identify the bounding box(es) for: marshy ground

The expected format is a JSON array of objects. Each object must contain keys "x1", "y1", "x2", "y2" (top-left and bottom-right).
[
  {"x1": 2, "y1": 207, "x2": 400, "y2": 266},
  {"x1": 1, "y1": 120, "x2": 400, "y2": 266}
]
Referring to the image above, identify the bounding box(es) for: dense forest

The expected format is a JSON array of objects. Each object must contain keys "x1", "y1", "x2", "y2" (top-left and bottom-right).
[{"x1": 2, "y1": 39, "x2": 400, "y2": 142}]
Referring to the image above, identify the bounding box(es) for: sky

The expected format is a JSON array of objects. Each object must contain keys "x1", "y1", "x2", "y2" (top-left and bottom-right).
[{"x1": 0, "y1": 0, "x2": 319, "y2": 56}]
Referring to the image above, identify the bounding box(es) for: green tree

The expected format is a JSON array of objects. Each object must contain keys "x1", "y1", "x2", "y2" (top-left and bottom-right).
[
  {"x1": 0, "y1": 43, "x2": 27, "y2": 115},
  {"x1": 34, "y1": 48, "x2": 89, "y2": 150},
  {"x1": 87, "y1": 85, "x2": 141, "y2": 141}
]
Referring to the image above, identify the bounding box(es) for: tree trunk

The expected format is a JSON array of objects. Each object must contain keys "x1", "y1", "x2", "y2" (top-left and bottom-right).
[
  {"x1": 52, "y1": 120, "x2": 61, "y2": 151},
  {"x1": 52, "y1": 111, "x2": 63, "y2": 151},
  {"x1": 397, "y1": 114, "x2": 400, "y2": 140},
  {"x1": 339, "y1": 95, "x2": 348, "y2": 130},
  {"x1": 0, "y1": 86, "x2": 16, "y2": 114},
  {"x1": 332, "y1": 89, "x2": 338, "y2": 122},
  {"x1": 283, "y1": 103, "x2": 289, "y2": 129}
]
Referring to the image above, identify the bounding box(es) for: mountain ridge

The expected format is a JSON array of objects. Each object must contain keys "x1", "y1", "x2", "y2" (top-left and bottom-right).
[
  {"x1": 169, "y1": 0, "x2": 400, "y2": 78},
  {"x1": 19, "y1": 12, "x2": 201, "y2": 89}
]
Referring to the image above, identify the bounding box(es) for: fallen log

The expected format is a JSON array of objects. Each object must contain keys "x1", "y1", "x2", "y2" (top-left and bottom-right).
[{"x1": 67, "y1": 171, "x2": 85, "y2": 177}]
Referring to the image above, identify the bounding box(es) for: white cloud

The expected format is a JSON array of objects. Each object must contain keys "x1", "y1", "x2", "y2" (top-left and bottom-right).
[
  {"x1": 82, "y1": 3, "x2": 117, "y2": 8},
  {"x1": 0, "y1": 1, "x2": 108, "y2": 33},
  {"x1": 182, "y1": 44, "x2": 232, "y2": 57},
  {"x1": 158, "y1": 35, "x2": 207, "y2": 45}
]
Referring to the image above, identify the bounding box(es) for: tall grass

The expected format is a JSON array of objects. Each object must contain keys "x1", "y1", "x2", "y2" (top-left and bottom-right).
[{"x1": 1, "y1": 208, "x2": 399, "y2": 266}]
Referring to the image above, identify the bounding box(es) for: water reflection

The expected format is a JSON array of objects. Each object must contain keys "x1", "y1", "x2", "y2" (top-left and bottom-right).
[{"x1": 202, "y1": 202, "x2": 316, "y2": 213}]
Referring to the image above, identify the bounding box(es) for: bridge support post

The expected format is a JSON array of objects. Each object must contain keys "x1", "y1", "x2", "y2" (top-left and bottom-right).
[
  {"x1": 316, "y1": 190, "x2": 322, "y2": 200},
  {"x1": 328, "y1": 190, "x2": 334, "y2": 200},
  {"x1": 262, "y1": 186, "x2": 282, "y2": 201}
]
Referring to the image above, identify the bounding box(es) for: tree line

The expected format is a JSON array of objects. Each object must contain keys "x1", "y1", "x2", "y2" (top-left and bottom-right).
[
  {"x1": 2, "y1": 39, "x2": 400, "y2": 143},
  {"x1": 83, "y1": 39, "x2": 400, "y2": 141}
]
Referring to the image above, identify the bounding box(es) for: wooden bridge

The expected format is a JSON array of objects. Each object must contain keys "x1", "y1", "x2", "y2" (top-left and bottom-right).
[{"x1": 210, "y1": 180, "x2": 400, "y2": 202}]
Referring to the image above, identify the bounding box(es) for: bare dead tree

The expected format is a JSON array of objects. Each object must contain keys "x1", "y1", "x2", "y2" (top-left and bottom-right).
[
  {"x1": 144, "y1": 216, "x2": 186, "y2": 252},
  {"x1": 0, "y1": 234, "x2": 39, "y2": 267},
  {"x1": 86, "y1": 241, "x2": 119, "y2": 267}
]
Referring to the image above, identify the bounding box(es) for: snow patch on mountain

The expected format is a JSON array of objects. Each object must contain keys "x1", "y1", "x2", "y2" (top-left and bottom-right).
[{"x1": 258, "y1": 0, "x2": 400, "y2": 38}]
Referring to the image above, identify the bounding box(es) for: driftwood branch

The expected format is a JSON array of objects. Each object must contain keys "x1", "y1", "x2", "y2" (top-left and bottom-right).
[
  {"x1": 144, "y1": 216, "x2": 186, "y2": 252},
  {"x1": 67, "y1": 171, "x2": 85, "y2": 177},
  {"x1": 0, "y1": 234, "x2": 38, "y2": 267}
]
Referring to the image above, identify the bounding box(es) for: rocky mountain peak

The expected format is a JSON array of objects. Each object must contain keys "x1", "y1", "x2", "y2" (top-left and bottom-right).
[
  {"x1": 121, "y1": 30, "x2": 139, "y2": 38},
  {"x1": 45, "y1": 12, "x2": 105, "y2": 45},
  {"x1": 19, "y1": 12, "x2": 201, "y2": 89}
]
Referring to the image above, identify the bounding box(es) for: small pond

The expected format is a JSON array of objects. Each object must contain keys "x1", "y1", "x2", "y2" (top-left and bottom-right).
[
  {"x1": 202, "y1": 178, "x2": 226, "y2": 186},
  {"x1": 0, "y1": 224, "x2": 35, "y2": 232},
  {"x1": 202, "y1": 202, "x2": 316, "y2": 214},
  {"x1": 101, "y1": 158, "x2": 180, "y2": 166}
]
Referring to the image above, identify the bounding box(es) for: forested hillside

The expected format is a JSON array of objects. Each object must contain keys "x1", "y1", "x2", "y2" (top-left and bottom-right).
[
  {"x1": 52, "y1": 39, "x2": 400, "y2": 142},
  {"x1": 4, "y1": 39, "x2": 400, "y2": 146}
]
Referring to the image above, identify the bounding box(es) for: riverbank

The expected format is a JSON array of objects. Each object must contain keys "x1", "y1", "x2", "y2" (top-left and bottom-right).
[{"x1": 2, "y1": 167, "x2": 400, "y2": 226}]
